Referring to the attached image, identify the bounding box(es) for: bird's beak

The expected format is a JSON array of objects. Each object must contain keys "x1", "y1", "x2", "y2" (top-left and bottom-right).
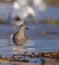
[{"x1": 25, "y1": 27, "x2": 30, "y2": 30}]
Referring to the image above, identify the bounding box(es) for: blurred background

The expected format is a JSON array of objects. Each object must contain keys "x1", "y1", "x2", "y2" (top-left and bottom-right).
[
  {"x1": 0, "y1": 0, "x2": 59, "y2": 24},
  {"x1": 0, "y1": 0, "x2": 59, "y2": 65}
]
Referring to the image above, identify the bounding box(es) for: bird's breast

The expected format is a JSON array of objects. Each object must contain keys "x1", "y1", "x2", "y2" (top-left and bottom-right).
[{"x1": 13, "y1": 33, "x2": 27, "y2": 45}]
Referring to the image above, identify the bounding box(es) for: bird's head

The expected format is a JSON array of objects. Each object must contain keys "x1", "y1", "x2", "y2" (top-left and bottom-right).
[{"x1": 19, "y1": 24, "x2": 30, "y2": 30}]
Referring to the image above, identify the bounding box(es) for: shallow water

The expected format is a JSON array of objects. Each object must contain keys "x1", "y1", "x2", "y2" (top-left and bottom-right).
[
  {"x1": 0, "y1": 24, "x2": 59, "y2": 65},
  {"x1": 0, "y1": 1, "x2": 59, "y2": 65}
]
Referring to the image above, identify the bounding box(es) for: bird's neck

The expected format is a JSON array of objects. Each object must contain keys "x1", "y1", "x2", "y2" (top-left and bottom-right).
[{"x1": 18, "y1": 28, "x2": 25, "y2": 35}]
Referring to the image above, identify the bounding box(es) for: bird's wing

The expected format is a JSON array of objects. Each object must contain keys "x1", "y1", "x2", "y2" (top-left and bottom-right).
[{"x1": 9, "y1": 32, "x2": 16, "y2": 44}]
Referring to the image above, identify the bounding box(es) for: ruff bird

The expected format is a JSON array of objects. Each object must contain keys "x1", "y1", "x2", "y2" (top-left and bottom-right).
[{"x1": 13, "y1": 24, "x2": 29, "y2": 52}]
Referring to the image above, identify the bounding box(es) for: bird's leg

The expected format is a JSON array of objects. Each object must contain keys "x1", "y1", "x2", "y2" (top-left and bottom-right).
[
  {"x1": 19, "y1": 46, "x2": 25, "y2": 54},
  {"x1": 19, "y1": 46, "x2": 26, "y2": 59},
  {"x1": 15, "y1": 46, "x2": 25, "y2": 54},
  {"x1": 16, "y1": 46, "x2": 20, "y2": 53}
]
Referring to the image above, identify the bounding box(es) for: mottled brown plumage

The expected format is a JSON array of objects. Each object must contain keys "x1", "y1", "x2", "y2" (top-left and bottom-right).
[
  {"x1": 13, "y1": 31, "x2": 26, "y2": 46},
  {"x1": 13, "y1": 24, "x2": 29, "y2": 46},
  {"x1": 12, "y1": 24, "x2": 29, "y2": 52}
]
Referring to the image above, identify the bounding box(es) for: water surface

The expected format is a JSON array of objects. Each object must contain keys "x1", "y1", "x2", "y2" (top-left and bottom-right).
[{"x1": 0, "y1": 24, "x2": 59, "y2": 65}]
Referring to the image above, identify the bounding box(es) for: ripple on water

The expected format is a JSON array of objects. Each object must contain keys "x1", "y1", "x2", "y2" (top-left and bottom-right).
[{"x1": 0, "y1": 39, "x2": 59, "y2": 55}]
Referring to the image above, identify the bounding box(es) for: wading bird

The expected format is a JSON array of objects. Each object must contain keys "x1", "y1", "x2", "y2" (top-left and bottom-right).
[{"x1": 13, "y1": 24, "x2": 29, "y2": 53}]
